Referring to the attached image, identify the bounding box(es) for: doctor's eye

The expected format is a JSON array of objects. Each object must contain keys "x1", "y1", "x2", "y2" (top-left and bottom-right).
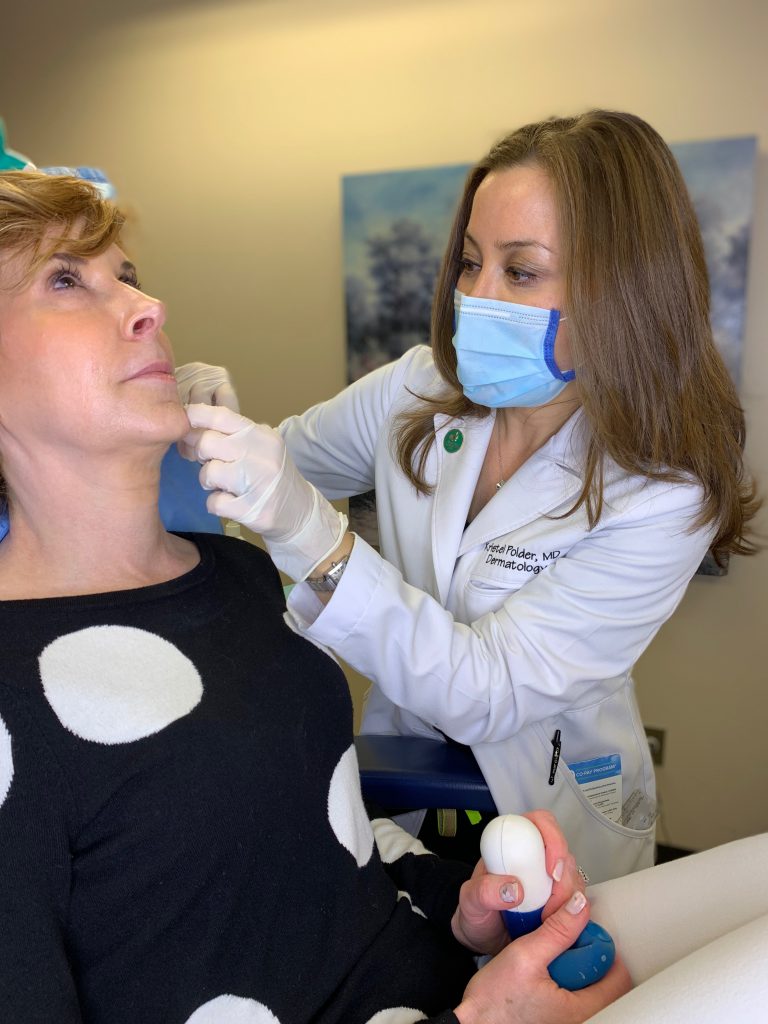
[
  {"x1": 506, "y1": 265, "x2": 536, "y2": 286},
  {"x1": 457, "y1": 255, "x2": 480, "y2": 275}
]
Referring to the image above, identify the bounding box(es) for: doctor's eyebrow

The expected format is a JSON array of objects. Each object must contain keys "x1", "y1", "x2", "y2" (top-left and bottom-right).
[{"x1": 463, "y1": 231, "x2": 554, "y2": 254}]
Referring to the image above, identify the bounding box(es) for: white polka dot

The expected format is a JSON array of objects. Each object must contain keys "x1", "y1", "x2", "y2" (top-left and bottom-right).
[
  {"x1": 327, "y1": 744, "x2": 374, "y2": 867},
  {"x1": 0, "y1": 715, "x2": 13, "y2": 809},
  {"x1": 184, "y1": 996, "x2": 281, "y2": 1023},
  {"x1": 396, "y1": 890, "x2": 426, "y2": 919},
  {"x1": 371, "y1": 817, "x2": 432, "y2": 863},
  {"x1": 365, "y1": 1009, "x2": 427, "y2": 1024},
  {"x1": 39, "y1": 626, "x2": 203, "y2": 744}
]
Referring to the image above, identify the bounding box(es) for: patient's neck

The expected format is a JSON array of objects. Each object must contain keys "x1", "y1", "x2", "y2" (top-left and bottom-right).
[{"x1": 0, "y1": 448, "x2": 200, "y2": 599}]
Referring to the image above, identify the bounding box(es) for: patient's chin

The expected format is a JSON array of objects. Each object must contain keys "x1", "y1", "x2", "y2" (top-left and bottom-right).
[
  {"x1": 161, "y1": 403, "x2": 191, "y2": 444},
  {"x1": 121, "y1": 397, "x2": 190, "y2": 448}
]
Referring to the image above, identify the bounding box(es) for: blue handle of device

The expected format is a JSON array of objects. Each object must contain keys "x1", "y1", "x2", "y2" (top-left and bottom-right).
[
  {"x1": 501, "y1": 910, "x2": 615, "y2": 991},
  {"x1": 501, "y1": 906, "x2": 545, "y2": 938}
]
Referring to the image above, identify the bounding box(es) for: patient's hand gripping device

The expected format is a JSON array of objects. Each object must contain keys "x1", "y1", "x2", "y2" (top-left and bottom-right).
[{"x1": 480, "y1": 814, "x2": 615, "y2": 990}]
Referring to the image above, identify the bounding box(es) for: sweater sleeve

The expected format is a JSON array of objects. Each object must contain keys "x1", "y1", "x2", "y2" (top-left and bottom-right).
[
  {"x1": 370, "y1": 817, "x2": 472, "y2": 932},
  {"x1": 0, "y1": 687, "x2": 82, "y2": 1022}
]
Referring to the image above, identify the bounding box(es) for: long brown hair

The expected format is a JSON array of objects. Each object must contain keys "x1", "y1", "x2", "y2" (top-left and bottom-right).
[{"x1": 395, "y1": 110, "x2": 760, "y2": 561}]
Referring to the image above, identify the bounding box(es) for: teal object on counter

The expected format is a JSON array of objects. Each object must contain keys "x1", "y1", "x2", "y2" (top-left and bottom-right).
[{"x1": 0, "y1": 119, "x2": 31, "y2": 170}]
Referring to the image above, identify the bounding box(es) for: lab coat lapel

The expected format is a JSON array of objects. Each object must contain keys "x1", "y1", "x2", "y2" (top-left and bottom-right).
[
  {"x1": 431, "y1": 413, "x2": 494, "y2": 604},
  {"x1": 459, "y1": 410, "x2": 586, "y2": 556}
]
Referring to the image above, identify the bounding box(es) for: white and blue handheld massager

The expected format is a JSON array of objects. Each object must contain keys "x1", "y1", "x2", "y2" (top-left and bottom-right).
[{"x1": 480, "y1": 814, "x2": 615, "y2": 991}]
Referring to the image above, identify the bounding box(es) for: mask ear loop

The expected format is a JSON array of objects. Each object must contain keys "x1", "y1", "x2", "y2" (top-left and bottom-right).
[
  {"x1": 452, "y1": 290, "x2": 463, "y2": 335},
  {"x1": 543, "y1": 311, "x2": 575, "y2": 381}
]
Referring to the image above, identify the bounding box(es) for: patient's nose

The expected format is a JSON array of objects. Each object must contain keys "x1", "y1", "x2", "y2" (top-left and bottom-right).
[{"x1": 128, "y1": 296, "x2": 166, "y2": 340}]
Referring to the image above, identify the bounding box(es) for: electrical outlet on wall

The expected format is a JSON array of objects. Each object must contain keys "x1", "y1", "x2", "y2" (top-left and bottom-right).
[{"x1": 645, "y1": 727, "x2": 666, "y2": 766}]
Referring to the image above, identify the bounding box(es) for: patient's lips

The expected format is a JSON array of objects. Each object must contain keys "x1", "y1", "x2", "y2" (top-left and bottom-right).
[{"x1": 126, "y1": 359, "x2": 175, "y2": 382}]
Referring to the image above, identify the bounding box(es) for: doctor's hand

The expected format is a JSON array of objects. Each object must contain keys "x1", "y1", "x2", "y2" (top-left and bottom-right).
[
  {"x1": 454, "y1": 893, "x2": 631, "y2": 1024},
  {"x1": 452, "y1": 811, "x2": 584, "y2": 956},
  {"x1": 175, "y1": 363, "x2": 240, "y2": 458},
  {"x1": 183, "y1": 404, "x2": 347, "y2": 583}
]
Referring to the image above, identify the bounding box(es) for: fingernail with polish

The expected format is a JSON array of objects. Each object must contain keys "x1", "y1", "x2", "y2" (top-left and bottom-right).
[
  {"x1": 565, "y1": 890, "x2": 587, "y2": 915},
  {"x1": 500, "y1": 882, "x2": 519, "y2": 904},
  {"x1": 552, "y1": 859, "x2": 565, "y2": 882}
]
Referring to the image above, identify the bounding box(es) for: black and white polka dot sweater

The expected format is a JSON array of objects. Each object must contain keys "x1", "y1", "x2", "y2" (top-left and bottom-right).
[{"x1": 0, "y1": 533, "x2": 475, "y2": 1024}]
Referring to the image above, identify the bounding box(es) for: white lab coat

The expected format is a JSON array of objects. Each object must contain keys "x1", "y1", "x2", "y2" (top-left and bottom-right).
[{"x1": 282, "y1": 346, "x2": 714, "y2": 883}]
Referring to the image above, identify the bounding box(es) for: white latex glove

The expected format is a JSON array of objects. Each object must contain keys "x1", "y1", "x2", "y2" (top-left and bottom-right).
[
  {"x1": 175, "y1": 363, "x2": 240, "y2": 460},
  {"x1": 184, "y1": 403, "x2": 347, "y2": 582},
  {"x1": 175, "y1": 362, "x2": 240, "y2": 411}
]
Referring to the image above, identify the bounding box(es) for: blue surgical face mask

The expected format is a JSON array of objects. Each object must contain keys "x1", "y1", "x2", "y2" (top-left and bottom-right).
[{"x1": 452, "y1": 291, "x2": 575, "y2": 408}]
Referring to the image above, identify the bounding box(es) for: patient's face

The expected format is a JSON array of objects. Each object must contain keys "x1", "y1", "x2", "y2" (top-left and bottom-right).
[{"x1": 0, "y1": 241, "x2": 188, "y2": 464}]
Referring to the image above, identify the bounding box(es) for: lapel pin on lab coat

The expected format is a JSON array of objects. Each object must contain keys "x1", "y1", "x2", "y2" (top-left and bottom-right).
[{"x1": 443, "y1": 429, "x2": 464, "y2": 452}]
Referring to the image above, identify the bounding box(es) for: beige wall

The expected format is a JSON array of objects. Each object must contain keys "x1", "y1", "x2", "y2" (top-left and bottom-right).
[{"x1": 2, "y1": 0, "x2": 766, "y2": 851}]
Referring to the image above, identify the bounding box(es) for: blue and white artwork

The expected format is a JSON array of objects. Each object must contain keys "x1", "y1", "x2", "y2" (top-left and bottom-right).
[
  {"x1": 342, "y1": 136, "x2": 757, "y2": 387},
  {"x1": 673, "y1": 136, "x2": 757, "y2": 386},
  {"x1": 342, "y1": 166, "x2": 472, "y2": 545},
  {"x1": 343, "y1": 164, "x2": 469, "y2": 383}
]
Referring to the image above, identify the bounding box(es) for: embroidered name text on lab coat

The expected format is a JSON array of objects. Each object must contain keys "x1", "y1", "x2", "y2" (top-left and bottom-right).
[{"x1": 484, "y1": 541, "x2": 561, "y2": 574}]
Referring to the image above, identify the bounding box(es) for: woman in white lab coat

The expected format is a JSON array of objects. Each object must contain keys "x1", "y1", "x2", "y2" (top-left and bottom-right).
[{"x1": 181, "y1": 110, "x2": 760, "y2": 884}]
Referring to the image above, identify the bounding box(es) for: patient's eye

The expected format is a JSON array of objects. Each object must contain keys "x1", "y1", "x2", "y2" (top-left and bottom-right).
[
  {"x1": 119, "y1": 260, "x2": 141, "y2": 290},
  {"x1": 120, "y1": 271, "x2": 142, "y2": 290},
  {"x1": 50, "y1": 262, "x2": 84, "y2": 290}
]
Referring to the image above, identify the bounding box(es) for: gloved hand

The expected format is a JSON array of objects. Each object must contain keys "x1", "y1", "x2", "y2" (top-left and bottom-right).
[
  {"x1": 175, "y1": 363, "x2": 240, "y2": 460},
  {"x1": 184, "y1": 403, "x2": 347, "y2": 582}
]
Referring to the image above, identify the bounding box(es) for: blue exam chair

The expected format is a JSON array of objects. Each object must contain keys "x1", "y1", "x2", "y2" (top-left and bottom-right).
[
  {"x1": 157, "y1": 445, "x2": 223, "y2": 534},
  {"x1": 354, "y1": 734, "x2": 497, "y2": 814}
]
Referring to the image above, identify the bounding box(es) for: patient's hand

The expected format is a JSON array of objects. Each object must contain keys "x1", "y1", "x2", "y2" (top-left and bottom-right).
[
  {"x1": 454, "y1": 892, "x2": 632, "y2": 1024},
  {"x1": 451, "y1": 811, "x2": 584, "y2": 955}
]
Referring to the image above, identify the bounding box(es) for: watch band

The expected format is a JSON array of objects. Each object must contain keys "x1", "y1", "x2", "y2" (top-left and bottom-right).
[{"x1": 306, "y1": 553, "x2": 350, "y2": 592}]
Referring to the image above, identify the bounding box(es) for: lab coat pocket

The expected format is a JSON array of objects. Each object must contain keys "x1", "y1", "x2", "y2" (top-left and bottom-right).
[
  {"x1": 531, "y1": 717, "x2": 656, "y2": 883},
  {"x1": 464, "y1": 574, "x2": 525, "y2": 620}
]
